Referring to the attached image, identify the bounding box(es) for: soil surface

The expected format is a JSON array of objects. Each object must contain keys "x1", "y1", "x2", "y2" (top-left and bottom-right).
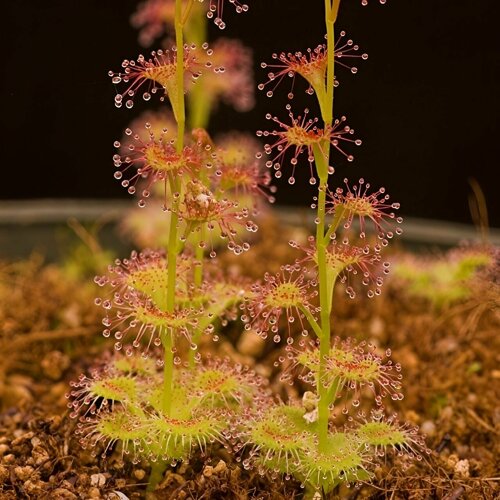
[{"x1": 1, "y1": 222, "x2": 499, "y2": 499}]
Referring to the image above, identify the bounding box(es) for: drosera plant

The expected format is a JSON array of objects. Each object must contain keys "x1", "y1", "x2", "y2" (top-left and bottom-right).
[
  {"x1": 67, "y1": 0, "x2": 428, "y2": 496},
  {"x1": 68, "y1": 0, "x2": 274, "y2": 493},
  {"x1": 121, "y1": 0, "x2": 268, "y2": 250},
  {"x1": 70, "y1": 353, "x2": 267, "y2": 464},
  {"x1": 234, "y1": 0, "x2": 427, "y2": 496},
  {"x1": 392, "y1": 246, "x2": 494, "y2": 309}
]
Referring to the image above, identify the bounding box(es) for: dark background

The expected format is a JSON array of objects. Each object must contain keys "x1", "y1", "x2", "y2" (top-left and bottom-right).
[{"x1": 1, "y1": 0, "x2": 499, "y2": 226}]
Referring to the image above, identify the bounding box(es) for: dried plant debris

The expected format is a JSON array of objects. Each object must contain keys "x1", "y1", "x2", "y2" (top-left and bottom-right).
[{"x1": 0, "y1": 256, "x2": 102, "y2": 407}]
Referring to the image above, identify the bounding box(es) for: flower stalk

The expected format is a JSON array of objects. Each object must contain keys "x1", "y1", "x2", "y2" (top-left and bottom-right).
[
  {"x1": 313, "y1": 0, "x2": 339, "y2": 454},
  {"x1": 151, "y1": 5, "x2": 189, "y2": 488},
  {"x1": 188, "y1": 226, "x2": 206, "y2": 367},
  {"x1": 186, "y1": 1, "x2": 211, "y2": 129},
  {"x1": 162, "y1": 0, "x2": 188, "y2": 416}
]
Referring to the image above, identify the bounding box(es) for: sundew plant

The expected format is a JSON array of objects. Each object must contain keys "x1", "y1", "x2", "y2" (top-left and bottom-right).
[
  {"x1": 68, "y1": 0, "x2": 426, "y2": 496},
  {"x1": 392, "y1": 247, "x2": 493, "y2": 309},
  {"x1": 238, "y1": 0, "x2": 427, "y2": 495}
]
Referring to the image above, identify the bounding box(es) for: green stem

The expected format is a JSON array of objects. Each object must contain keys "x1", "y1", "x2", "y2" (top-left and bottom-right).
[
  {"x1": 185, "y1": 1, "x2": 211, "y2": 130},
  {"x1": 314, "y1": 0, "x2": 338, "y2": 454},
  {"x1": 189, "y1": 226, "x2": 206, "y2": 367},
  {"x1": 147, "y1": 461, "x2": 168, "y2": 493},
  {"x1": 184, "y1": 0, "x2": 206, "y2": 46},
  {"x1": 323, "y1": 205, "x2": 345, "y2": 243},
  {"x1": 181, "y1": 0, "x2": 196, "y2": 27},
  {"x1": 161, "y1": 0, "x2": 187, "y2": 417},
  {"x1": 177, "y1": 3, "x2": 208, "y2": 370},
  {"x1": 150, "y1": 0, "x2": 188, "y2": 491},
  {"x1": 326, "y1": 377, "x2": 342, "y2": 408},
  {"x1": 193, "y1": 229, "x2": 205, "y2": 285},
  {"x1": 316, "y1": 182, "x2": 331, "y2": 452},
  {"x1": 162, "y1": 180, "x2": 181, "y2": 418},
  {"x1": 331, "y1": 0, "x2": 342, "y2": 23},
  {"x1": 174, "y1": 1, "x2": 186, "y2": 148},
  {"x1": 299, "y1": 305, "x2": 323, "y2": 338},
  {"x1": 324, "y1": 0, "x2": 336, "y2": 126},
  {"x1": 313, "y1": 114, "x2": 332, "y2": 456},
  {"x1": 161, "y1": 332, "x2": 174, "y2": 414},
  {"x1": 188, "y1": 94, "x2": 214, "y2": 130}
]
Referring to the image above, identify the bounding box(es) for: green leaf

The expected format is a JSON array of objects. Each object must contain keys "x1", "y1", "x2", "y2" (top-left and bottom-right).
[
  {"x1": 357, "y1": 421, "x2": 407, "y2": 448},
  {"x1": 90, "y1": 376, "x2": 138, "y2": 404}
]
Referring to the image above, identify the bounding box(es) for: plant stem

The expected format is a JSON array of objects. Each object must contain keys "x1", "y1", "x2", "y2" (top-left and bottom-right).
[
  {"x1": 150, "y1": 0, "x2": 189, "y2": 492},
  {"x1": 189, "y1": 95, "x2": 213, "y2": 130},
  {"x1": 147, "y1": 461, "x2": 167, "y2": 493},
  {"x1": 326, "y1": 377, "x2": 341, "y2": 407},
  {"x1": 162, "y1": 179, "x2": 181, "y2": 416},
  {"x1": 186, "y1": 1, "x2": 211, "y2": 130},
  {"x1": 181, "y1": 0, "x2": 196, "y2": 27},
  {"x1": 324, "y1": 0, "x2": 336, "y2": 127},
  {"x1": 323, "y1": 205, "x2": 345, "y2": 243},
  {"x1": 174, "y1": 1, "x2": 186, "y2": 148},
  {"x1": 314, "y1": 0, "x2": 338, "y2": 454},
  {"x1": 161, "y1": 0, "x2": 187, "y2": 417},
  {"x1": 162, "y1": 330, "x2": 174, "y2": 410},
  {"x1": 315, "y1": 181, "x2": 331, "y2": 453},
  {"x1": 194, "y1": 229, "x2": 205, "y2": 285},
  {"x1": 188, "y1": 226, "x2": 206, "y2": 367},
  {"x1": 299, "y1": 305, "x2": 323, "y2": 339}
]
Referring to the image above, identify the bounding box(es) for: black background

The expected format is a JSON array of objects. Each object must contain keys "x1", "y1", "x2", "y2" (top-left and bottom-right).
[{"x1": 1, "y1": 0, "x2": 499, "y2": 226}]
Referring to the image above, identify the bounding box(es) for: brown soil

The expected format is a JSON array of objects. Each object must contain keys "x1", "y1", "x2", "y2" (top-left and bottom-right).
[{"x1": 0, "y1": 225, "x2": 499, "y2": 499}]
